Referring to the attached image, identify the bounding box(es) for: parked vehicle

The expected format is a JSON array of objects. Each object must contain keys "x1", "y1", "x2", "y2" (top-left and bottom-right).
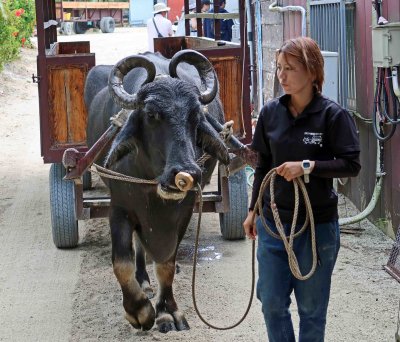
[{"x1": 55, "y1": 0, "x2": 129, "y2": 35}]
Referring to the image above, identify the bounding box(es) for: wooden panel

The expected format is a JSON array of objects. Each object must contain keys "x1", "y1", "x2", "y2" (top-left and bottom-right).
[
  {"x1": 61, "y1": 2, "x2": 129, "y2": 9},
  {"x1": 48, "y1": 64, "x2": 88, "y2": 147},
  {"x1": 210, "y1": 56, "x2": 243, "y2": 137},
  {"x1": 57, "y1": 41, "x2": 90, "y2": 54},
  {"x1": 66, "y1": 67, "x2": 87, "y2": 142},
  {"x1": 49, "y1": 67, "x2": 68, "y2": 144},
  {"x1": 154, "y1": 37, "x2": 186, "y2": 57}
]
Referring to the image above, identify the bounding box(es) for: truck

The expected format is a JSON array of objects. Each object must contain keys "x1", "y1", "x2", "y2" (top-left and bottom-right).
[{"x1": 55, "y1": 0, "x2": 129, "y2": 35}]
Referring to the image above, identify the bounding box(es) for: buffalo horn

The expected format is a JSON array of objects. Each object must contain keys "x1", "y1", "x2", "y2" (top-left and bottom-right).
[
  {"x1": 108, "y1": 55, "x2": 156, "y2": 109},
  {"x1": 169, "y1": 50, "x2": 218, "y2": 105}
]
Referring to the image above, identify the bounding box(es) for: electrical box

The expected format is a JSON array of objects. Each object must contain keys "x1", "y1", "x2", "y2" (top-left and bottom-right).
[
  {"x1": 231, "y1": 24, "x2": 240, "y2": 43},
  {"x1": 321, "y1": 51, "x2": 338, "y2": 103},
  {"x1": 372, "y1": 22, "x2": 400, "y2": 68}
]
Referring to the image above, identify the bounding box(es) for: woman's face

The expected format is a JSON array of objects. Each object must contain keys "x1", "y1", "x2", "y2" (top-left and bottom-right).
[{"x1": 276, "y1": 53, "x2": 314, "y2": 96}]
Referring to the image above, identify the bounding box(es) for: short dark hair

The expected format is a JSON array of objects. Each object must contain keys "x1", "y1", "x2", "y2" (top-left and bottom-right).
[{"x1": 201, "y1": 0, "x2": 210, "y2": 5}]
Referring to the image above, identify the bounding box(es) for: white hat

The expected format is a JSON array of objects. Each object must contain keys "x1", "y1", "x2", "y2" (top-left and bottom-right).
[{"x1": 153, "y1": 2, "x2": 171, "y2": 14}]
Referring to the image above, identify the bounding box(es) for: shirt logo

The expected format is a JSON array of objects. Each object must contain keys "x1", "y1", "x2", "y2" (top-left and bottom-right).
[{"x1": 303, "y1": 132, "x2": 323, "y2": 147}]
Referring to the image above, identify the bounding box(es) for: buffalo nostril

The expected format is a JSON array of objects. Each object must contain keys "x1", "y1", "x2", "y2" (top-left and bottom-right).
[{"x1": 175, "y1": 172, "x2": 194, "y2": 191}]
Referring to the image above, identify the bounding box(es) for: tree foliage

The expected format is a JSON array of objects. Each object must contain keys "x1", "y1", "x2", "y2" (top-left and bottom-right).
[{"x1": 0, "y1": 0, "x2": 36, "y2": 71}]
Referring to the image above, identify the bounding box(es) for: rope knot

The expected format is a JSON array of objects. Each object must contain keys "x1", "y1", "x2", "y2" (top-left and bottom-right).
[
  {"x1": 220, "y1": 120, "x2": 234, "y2": 142},
  {"x1": 110, "y1": 108, "x2": 132, "y2": 128}
]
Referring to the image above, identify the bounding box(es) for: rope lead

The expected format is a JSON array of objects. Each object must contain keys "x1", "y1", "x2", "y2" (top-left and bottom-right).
[
  {"x1": 191, "y1": 184, "x2": 256, "y2": 330},
  {"x1": 191, "y1": 169, "x2": 317, "y2": 330}
]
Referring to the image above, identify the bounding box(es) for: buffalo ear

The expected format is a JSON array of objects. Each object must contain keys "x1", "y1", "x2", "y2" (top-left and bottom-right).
[
  {"x1": 105, "y1": 112, "x2": 139, "y2": 168},
  {"x1": 197, "y1": 118, "x2": 230, "y2": 165}
]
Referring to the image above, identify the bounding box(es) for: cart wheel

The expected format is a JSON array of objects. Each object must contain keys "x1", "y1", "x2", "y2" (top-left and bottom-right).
[
  {"x1": 219, "y1": 168, "x2": 247, "y2": 240},
  {"x1": 61, "y1": 22, "x2": 74, "y2": 35},
  {"x1": 49, "y1": 163, "x2": 79, "y2": 248},
  {"x1": 73, "y1": 21, "x2": 87, "y2": 34},
  {"x1": 82, "y1": 171, "x2": 92, "y2": 190},
  {"x1": 100, "y1": 17, "x2": 115, "y2": 33}
]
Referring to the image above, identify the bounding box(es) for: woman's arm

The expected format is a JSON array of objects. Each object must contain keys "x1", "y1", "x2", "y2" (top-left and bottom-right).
[
  {"x1": 249, "y1": 152, "x2": 272, "y2": 211},
  {"x1": 244, "y1": 151, "x2": 271, "y2": 240},
  {"x1": 312, "y1": 152, "x2": 361, "y2": 178}
]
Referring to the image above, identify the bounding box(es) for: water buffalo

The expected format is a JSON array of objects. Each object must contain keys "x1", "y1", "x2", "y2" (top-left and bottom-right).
[{"x1": 84, "y1": 50, "x2": 230, "y2": 332}]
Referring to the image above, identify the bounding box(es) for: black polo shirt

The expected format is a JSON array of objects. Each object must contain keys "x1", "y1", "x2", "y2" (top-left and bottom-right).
[{"x1": 250, "y1": 93, "x2": 360, "y2": 224}]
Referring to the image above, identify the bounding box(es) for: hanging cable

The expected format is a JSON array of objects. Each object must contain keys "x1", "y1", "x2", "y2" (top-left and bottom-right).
[{"x1": 372, "y1": 67, "x2": 400, "y2": 142}]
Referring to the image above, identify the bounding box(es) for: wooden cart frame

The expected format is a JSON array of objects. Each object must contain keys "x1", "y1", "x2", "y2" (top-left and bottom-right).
[{"x1": 34, "y1": 0, "x2": 254, "y2": 248}]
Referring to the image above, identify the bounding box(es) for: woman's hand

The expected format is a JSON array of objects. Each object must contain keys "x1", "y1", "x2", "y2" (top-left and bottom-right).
[
  {"x1": 276, "y1": 161, "x2": 315, "y2": 182},
  {"x1": 243, "y1": 210, "x2": 257, "y2": 240}
]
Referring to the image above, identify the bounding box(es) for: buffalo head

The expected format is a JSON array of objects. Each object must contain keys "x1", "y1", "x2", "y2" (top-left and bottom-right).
[{"x1": 105, "y1": 50, "x2": 230, "y2": 200}]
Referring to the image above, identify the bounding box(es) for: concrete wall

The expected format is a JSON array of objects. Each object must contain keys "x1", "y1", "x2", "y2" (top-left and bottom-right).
[{"x1": 256, "y1": 0, "x2": 283, "y2": 104}]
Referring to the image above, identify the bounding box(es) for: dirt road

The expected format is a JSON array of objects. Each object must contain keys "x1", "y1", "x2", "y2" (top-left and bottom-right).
[{"x1": 0, "y1": 27, "x2": 398, "y2": 342}]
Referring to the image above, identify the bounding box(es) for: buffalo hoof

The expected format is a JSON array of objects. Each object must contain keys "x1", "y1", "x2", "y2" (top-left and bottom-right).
[
  {"x1": 125, "y1": 298, "x2": 155, "y2": 331},
  {"x1": 155, "y1": 311, "x2": 190, "y2": 333},
  {"x1": 173, "y1": 311, "x2": 190, "y2": 331},
  {"x1": 156, "y1": 313, "x2": 177, "y2": 333}
]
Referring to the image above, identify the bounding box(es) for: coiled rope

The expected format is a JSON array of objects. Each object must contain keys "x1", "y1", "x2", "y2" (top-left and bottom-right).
[{"x1": 254, "y1": 168, "x2": 317, "y2": 281}]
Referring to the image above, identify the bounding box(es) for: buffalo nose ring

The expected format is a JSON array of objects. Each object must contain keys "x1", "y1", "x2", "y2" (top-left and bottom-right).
[{"x1": 175, "y1": 172, "x2": 194, "y2": 192}]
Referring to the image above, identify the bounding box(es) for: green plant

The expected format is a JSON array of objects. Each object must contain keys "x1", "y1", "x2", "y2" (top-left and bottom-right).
[
  {"x1": 8, "y1": 0, "x2": 36, "y2": 47},
  {"x1": 0, "y1": 4, "x2": 20, "y2": 70},
  {"x1": 0, "y1": 0, "x2": 36, "y2": 71}
]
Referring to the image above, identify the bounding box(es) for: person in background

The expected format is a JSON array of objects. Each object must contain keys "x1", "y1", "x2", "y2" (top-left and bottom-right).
[
  {"x1": 175, "y1": 0, "x2": 197, "y2": 36},
  {"x1": 243, "y1": 37, "x2": 361, "y2": 342},
  {"x1": 201, "y1": 0, "x2": 211, "y2": 13},
  {"x1": 203, "y1": 0, "x2": 234, "y2": 41},
  {"x1": 147, "y1": 2, "x2": 173, "y2": 52}
]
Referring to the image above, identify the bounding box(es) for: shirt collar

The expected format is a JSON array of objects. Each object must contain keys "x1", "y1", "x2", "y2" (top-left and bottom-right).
[{"x1": 278, "y1": 93, "x2": 324, "y2": 115}]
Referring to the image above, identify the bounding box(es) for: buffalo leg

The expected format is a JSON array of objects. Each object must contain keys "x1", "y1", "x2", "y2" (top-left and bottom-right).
[
  {"x1": 154, "y1": 260, "x2": 190, "y2": 333},
  {"x1": 133, "y1": 234, "x2": 154, "y2": 299},
  {"x1": 110, "y1": 207, "x2": 155, "y2": 330}
]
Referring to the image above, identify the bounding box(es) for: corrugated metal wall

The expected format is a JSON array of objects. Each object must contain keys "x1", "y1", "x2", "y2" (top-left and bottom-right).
[{"x1": 309, "y1": 0, "x2": 348, "y2": 108}]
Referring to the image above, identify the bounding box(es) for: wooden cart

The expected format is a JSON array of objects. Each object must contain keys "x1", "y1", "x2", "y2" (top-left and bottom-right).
[{"x1": 34, "y1": 0, "x2": 254, "y2": 248}]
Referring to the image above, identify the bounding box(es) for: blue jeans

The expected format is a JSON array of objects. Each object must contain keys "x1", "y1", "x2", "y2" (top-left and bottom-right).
[{"x1": 256, "y1": 217, "x2": 340, "y2": 342}]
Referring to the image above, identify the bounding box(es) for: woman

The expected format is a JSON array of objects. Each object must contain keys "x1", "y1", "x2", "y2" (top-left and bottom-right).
[{"x1": 243, "y1": 37, "x2": 360, "y2": 341}]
